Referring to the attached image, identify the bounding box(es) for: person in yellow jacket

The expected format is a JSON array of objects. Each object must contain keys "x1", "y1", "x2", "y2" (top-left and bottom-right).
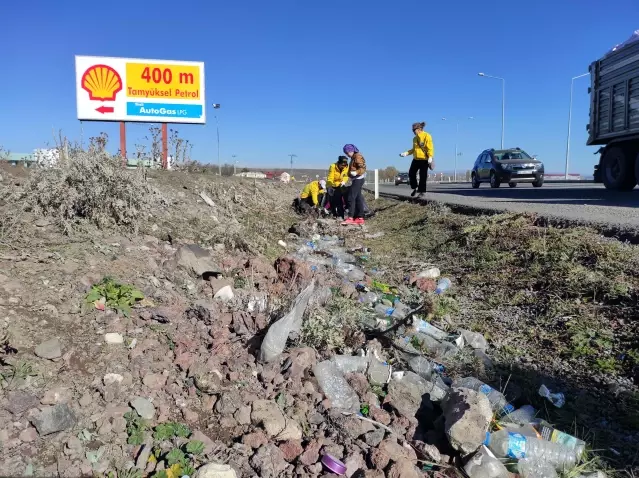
[
  {"x1": 399, "y1": 121, "x2": 435, "y2": 198},
  {"x1": 296, "y1": 179, "x2": 326, "y2": 214},
  {"x1": 325, "y1": 156, "x2": 349, "y2": 218}
]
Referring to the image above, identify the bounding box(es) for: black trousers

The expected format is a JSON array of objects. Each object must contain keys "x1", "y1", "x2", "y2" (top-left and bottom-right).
[
  {"x1": 409, "y1": 159, "x2": 429, "y2": 193},
  {"x1": 347, "y1": 177, "x2": 365, "y2": 219},
  {"x1": 330, "y1": 187, "x2": 346, "y2": 219}
]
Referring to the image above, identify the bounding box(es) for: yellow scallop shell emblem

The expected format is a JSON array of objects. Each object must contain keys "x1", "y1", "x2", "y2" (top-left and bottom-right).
[{"x1": 81, "y1": 64, "x2": 123, "y2": 101}]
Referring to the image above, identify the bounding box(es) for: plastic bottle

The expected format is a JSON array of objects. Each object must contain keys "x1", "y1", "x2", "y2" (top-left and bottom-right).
[
  {"x1": 407, "y1": 355, "x2": 445, "y2": 379},
  {"x1": 414, "y1": 318, "x2": 449, "y2": 340},
  {"x1": 518, "y1": 458, "x2": 559, "y2": 478},
  {"x1": 452, "y1": 377, "x2": 514, "y2": 415},
  {"x1": 484, "y1": 430, "x2": 578, "y2": 471},
  {"x1": 435, "y1": 278, "x2": 452, "y2": 295},
  {"x1": 501, "y1": 405, "x2": 537, "y2": 426},
  {"x1": 418, "y1": 267, "x2": 441, "y2": 280},
  {"x1": 398, "y1": 333, "x2": 460, "y2": 360},
  {"x1": 464, "y1": 445, "x2": 509, "y2": 478},
  {"x1": 358, "y1": 291, "x2": 378, "y2": 305},
  {"x1": 332, "y1": 355, "x2": 369, "y2": 374},
  {"x1": 347, "y1": 268, "x2": 366, "y2": 282},
  {"x1": 532, "y1": 420, "x2": 586, "y2": 459},
  {"x1": 390, "y1": 301, "x2": 411, "y2": 319},
  {"x1": 313, "y1": 360, "x2": 360, "y2": 412},
  {"x1": 538, "y1": 384, "x2": 566, "y2": 408},
  {"x1": 375, "y1": 303, "x2": 394, "y2": 317}
]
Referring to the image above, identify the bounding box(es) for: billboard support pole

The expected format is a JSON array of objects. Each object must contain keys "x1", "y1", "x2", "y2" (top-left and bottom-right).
[
  {"x1": 119, "y1": 122, "x2": 127, "y2": 167},
  {"x1": 162, "y1": 123, "x2": 168, "y2": 170}
]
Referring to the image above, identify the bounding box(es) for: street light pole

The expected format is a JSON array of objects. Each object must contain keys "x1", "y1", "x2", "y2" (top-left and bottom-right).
[
  {"x1": 565, "y1": 73, "x2": 589, "y2": 179},
  {"x1": 212, "y1": 103, "x2": 221, "y2": 175},
  {"x1": 478, "y1": 73, "x2": 505, "y2": 149},
  {"x1": 288, "y1": 154, "x2": 297, "y2": 178},
  {"x1": 232, "y1": 154, "x2": 237, "y2": 175},
  {"x1": 442, "y1": 116, "x2": 474, "y2": 182}
]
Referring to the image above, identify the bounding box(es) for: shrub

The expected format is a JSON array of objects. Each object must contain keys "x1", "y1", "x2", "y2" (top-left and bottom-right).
[{"x1": 24, "y1": 150, "x2": 154, "y2": 232}]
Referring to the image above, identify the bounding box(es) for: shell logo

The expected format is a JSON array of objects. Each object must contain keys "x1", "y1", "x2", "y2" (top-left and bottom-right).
[{"x1": 81, "y1": 64, "x2": 123, "y2": 101}]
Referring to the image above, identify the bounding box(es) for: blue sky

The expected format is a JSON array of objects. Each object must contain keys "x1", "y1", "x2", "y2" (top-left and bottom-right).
[{"x1": 1, "y1": 0, "x2": 638, "y2": 174}]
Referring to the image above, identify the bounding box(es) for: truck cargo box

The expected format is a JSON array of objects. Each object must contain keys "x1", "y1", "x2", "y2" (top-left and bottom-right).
[{"x1": 588, "y1": 37, "x2": 639, "y2": 145}]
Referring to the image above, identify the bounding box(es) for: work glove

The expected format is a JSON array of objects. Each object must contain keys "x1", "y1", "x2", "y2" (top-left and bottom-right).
[
  {"x1": 399, "y1": 152, "x2": 408, "y2": 157},
  {"x1": 428, "y1": 157, "x2": 434, "y2": 164},
  {"x1": 350, "y1": 171, "x2": 357, "y2": 177}
]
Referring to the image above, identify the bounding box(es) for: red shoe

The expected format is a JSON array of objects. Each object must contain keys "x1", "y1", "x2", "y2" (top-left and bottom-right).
[
  {"x1": 354, "y1": 218, "x2": 365, "y2": 225},
  {"x1": 341, "y1": 218, "x2": 356, "y2": 226}
]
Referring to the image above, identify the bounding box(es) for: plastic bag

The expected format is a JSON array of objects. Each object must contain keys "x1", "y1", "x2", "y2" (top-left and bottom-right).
[{"x1": 259, "y1": 281, "x2": 316, "y2": 362}]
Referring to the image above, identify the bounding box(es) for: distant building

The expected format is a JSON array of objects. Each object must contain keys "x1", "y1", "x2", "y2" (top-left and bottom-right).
[
  {"x1": 237, "y1": 171, "x2": 267, "y2": 179},
  {"x1": 2, "y1": 152, "x2": 37, "y2": 167}
]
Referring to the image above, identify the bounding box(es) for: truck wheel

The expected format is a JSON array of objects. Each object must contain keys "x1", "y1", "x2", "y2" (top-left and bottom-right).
[
  {"x1": 490, "y1": 171, "x2": 500, "y2": 188},
  {"x1": 602, "y1": 146, "x2": 637, "y2": 191}
]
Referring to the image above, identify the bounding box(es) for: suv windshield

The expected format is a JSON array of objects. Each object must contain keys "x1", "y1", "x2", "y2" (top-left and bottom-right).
[{"x1": 494, "y1": 150, "x2": 532, "y2": 160}]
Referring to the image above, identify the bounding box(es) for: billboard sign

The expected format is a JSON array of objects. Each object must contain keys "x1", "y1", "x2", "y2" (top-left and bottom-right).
[{"x1": 75, "y1": 55, "x2": 206, "y2": 124}]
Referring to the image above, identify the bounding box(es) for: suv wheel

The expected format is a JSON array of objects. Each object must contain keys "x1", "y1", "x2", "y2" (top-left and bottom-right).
[
  {"x1": 602, "y1": 146, "x2": 636, "y2": 191},
  {"x1": 490, "y1": 171, "x2": 501, "y2": 188},
  {"x1": 508, "y1": 182, "x2": 517, "y2": 188},
  {"x1": 471, "y1": 173, "x2": 480, "y2": 188},
  {"x1": 532, "y1": 177, "x2": 544, "y2": 188}
]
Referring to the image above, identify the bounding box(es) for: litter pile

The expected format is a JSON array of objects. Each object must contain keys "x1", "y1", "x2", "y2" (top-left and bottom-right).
[
  {"x1": 0, "y1": 184, "x2": 612, "y2": 478},
  {"x1": 257, "y1": 225, "x2": 608, "y2": 478}
]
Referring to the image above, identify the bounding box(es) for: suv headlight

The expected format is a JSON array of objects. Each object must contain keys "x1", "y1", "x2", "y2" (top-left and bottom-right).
[
  {"x1": 501, "y1": 163, "x2": 512, "y2": 170},
  {"x1": 533, "y1": 163, "x2": 542, "y2": 170}
]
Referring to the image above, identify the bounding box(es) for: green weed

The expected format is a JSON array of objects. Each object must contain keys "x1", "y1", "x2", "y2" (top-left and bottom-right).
[{"x1": 85, "y1": 277, "x2": 144, "y2": 317}]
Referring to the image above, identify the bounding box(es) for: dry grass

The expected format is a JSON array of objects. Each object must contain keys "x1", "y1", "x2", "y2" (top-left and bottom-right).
[
  {"x1": 364, "y1": 197, "x2": 639, "y2": 469},
  {"x1": 22, "y1": 150, "x2": 155, "y2": 233}
]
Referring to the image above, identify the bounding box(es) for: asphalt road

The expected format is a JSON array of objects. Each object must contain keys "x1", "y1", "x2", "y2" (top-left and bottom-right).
[{"x1": 377, "y1": 182, "x2": 639, "y2": 229}]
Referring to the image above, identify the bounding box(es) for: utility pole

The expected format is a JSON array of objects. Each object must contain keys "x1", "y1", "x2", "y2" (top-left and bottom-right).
[{"x1": 232, "y1": 154, "x2": 237, "y2": 175}]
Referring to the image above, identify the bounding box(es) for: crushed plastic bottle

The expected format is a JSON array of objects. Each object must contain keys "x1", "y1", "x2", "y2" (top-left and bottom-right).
[
  {"x1": 398, "y1": 332, "x2": 460, "y2": 360},
  {"x1": 464, "y1": 445, "x2": 509, "y2": 478},
  {"x1": 435, "y1": 278, "x2": 452, "y2": 295},
  {"x1": 390, "y1": 301, "x2": 411, "y2": 319},
  {"x1": 501, "y1": 405, "x2": 537, "y2": 426},
  {"x1": 414, "y1": 318, "x2": 449, "y2": 340},
  {"x1": 417, "y1": 267, "x2": 441, "y2": 280},
  {"x1": 518, "y1": 457, "x2": 559, "y2": 478},
  {"x1": 347, "y1": 268, "x2": 366, "y2": 282},
  {"x1": 485, "y1": 430, "x2": 578, "y2": 471},
  {"x1": 375, "y1": 303, "x2": 395, "y2": 317},
  {"x1": 532, "y1": 420, "x2": 586, "y2": 459},
  {"x1": 459, "y1": 329, "x2": 488, "y2": 351},
  {"x1": 313, "y1": 360, "x2": 360, "y2": 413},
  {"x1": 358, "y1": 291, "x2": 378, "y2": 305},
  {"x1": 538, "y1": 385, "x2": 566, "y2": 408},
  {"x1": 407, "y1": 355, "x2": 445, "y2": 379},
  {"x1": 332, "y1": 355, "x2": 369, "y2": 374},
  {"x1": 452, "y1": 377, "x2": 514, "y2": 415}
]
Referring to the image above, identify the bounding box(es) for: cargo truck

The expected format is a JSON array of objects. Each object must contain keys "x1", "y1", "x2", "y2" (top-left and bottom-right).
[{"x1": 588, "y1": 31, "x2": 639, "y2": 190}]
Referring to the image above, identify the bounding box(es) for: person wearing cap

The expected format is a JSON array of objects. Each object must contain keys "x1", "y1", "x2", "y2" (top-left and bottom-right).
[
  {"x1": 325, "y1": 155, "x2": 350, "y2": 218},
  {"x1": 399, "y1": 122, "x2": 435, "y2": 198},
  {"x1": 296, "y1": 179, "x2": 326, "y2": 214},
  {"x1": 341, "y1": 144, "x2": 367, "y2": 226}
]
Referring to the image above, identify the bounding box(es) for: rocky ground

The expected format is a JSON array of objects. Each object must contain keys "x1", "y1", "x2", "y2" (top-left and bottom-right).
[{"x1": 0, "y1": 154, "x2": 637, "y2": 478}]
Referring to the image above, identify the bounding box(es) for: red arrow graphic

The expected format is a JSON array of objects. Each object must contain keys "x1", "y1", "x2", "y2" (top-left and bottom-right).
[{"x1": 96, "y1": 105, "x2": 114, "y2": 114}]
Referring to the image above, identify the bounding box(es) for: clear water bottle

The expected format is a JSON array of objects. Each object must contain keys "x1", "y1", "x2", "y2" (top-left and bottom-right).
[
  {"x1": 501, "y1": 405, "x2": 537, "y2": 426},
  {"x1": 485, "y1": 430, "x2": 578, "y2": 471},
  {"x1": 464, "y1": 446, "x2": 509, "y2": 478},
  {"x1": 518, "y1": 458, "x2": 558, "y2": 478},
  {"x1": 452, "y1": 377, "x2": 514, "y2": 415},
  {"x1": 532, "y1": 420, "x2": 586, "y2": 459},
  {"x1": 435, "y1": 278, "x2": 451, "y2": 295},
  {"x1": 413, "y1": 318, "x2": 449, "y2": 340},
  {"x1": 313, "y1": 360, "x2": 359, "y2": 413},
  {"x1": 407, "y1": 355, "x2": 445, "y2": 379}
]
